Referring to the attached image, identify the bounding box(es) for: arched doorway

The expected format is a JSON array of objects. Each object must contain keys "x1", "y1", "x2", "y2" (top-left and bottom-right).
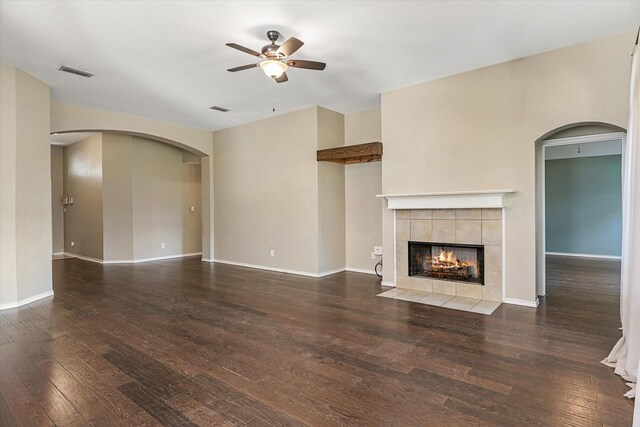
[
  {"x1": 50, "y1": 130, "x2": 208, "y2": 264},
  {"x1": 535, "y1": 122, "x2": 626, "y2": 296}
]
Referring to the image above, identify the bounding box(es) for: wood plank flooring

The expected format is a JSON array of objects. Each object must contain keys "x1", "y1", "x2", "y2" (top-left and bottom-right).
[{"x1": 0, "y1": 255, "x2": 633, "y2": 426}]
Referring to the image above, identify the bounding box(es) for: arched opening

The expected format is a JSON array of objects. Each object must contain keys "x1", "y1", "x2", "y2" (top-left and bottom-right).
[
  {"x1": 50, "y1": 130, "x2": 206, "y2": 264},
  {"x1": 535, "y1": 122, "x2": 626, "y2": 297},
  {"x1": 51, "y1": 129, "x2": 208, "y2": 157}
]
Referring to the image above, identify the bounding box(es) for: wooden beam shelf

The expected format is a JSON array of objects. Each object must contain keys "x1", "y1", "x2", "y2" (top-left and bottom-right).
[{"x1": 316, "y1": 142, "x2": 382, "y2": 164}]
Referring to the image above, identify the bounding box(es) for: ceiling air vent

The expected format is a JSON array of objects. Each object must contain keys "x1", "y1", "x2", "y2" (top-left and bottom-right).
[
  {"x1": 58, "y1": 65, "x2": 94, "y2": 78},
  {"x1": 209, "y1": 105, "x2": 230, "y2": 112}
]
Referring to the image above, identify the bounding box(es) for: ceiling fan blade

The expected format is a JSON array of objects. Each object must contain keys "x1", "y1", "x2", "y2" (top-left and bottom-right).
[
  {"x1": 227, "y1": 63, "x2": 258, "y2": 72},
  {"x1": 287, "y1": 59, "x2": 326, "y2": 71},
  {"x1": 276, "y1": 37, "x2": 304, "y2": 57},
  {"x1": 226, "y1": 43, "x2": 262, "y2": 57},
  {"x1": 275, "y1": 72, "x2": 288, "y2": 83}
]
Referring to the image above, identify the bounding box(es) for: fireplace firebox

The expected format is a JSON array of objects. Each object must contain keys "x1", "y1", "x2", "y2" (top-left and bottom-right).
[{"x1": 408, "y1": 241, "x2": 484, "y2": 285}]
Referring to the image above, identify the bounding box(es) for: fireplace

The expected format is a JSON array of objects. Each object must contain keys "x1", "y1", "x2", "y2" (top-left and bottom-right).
[{"x1": 409, "y1": 241, "x2": 484, "y2": 285}]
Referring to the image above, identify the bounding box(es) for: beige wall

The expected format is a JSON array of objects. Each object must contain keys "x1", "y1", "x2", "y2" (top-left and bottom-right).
[
  {"x1": 182, "y1": 163, "x2": 202, "y2": 255},
  {"x1": 1, "y1": 65, "x2": 52, "y2": 306},
  {"x1": 213, "y1": 107, "x2": 320, "y2": 274},
  {"x1": 317, "y1": 107, "x2": 346, "y2": 273},
  {"x1": 344, "y1": 108, "x2": 383, "y2": 273},
  {"x1": 381, "y1": 32, "x2": 633, "y2": 303},
  {"x1": 102, "y1": 133, "x2": 134, "y2": 261},
  {"x1": 50, "y1": 102, "x2": 215, "y2": 261},
  {"x1": 63, "y1": 134, "x2": 104, "y2": 260},
  {"x1": 132, "y1": 137, "x2": 185, "y2": 259},
  {"x1": 51, "y1": 146, "x2": 65, "y2": 254}
]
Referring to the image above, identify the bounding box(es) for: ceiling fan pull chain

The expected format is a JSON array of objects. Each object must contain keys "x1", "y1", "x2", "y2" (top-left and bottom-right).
[{"x1": 272, "y1": 87, "x2": 276, "y2": 112}]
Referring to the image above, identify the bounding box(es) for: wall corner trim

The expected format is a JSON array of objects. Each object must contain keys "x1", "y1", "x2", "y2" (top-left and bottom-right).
[
  {"x1": 346, "y1": 267, "x2": 377, "y2": 276},
  {"x1": 0, "y1": 290, "x2": 54, "y2": 311},
  {"x1": 503, "y1": 298, "x2": 540, "y2": 308}
]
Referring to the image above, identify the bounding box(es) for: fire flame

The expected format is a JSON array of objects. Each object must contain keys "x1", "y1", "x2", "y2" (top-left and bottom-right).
[{"x1": 430, "y1": 248, "x2": 469, "y2": 270}]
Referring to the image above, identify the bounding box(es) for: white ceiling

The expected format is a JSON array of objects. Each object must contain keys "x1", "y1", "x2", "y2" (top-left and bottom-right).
[{"x1": 1, "y1": 1, "x2": 639, "y2": 132}]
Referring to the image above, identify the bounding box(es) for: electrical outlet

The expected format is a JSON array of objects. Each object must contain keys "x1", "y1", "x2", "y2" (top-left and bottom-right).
[
  {"x1": 70, "y1": 241, "x2": 75, "y2": 247},
  {"x1": 270, "y1": 249, "x2": 275, "y2": 257},
  {"x1": 161, "y1": 242, "x2": 166, "y2": 249},
  {"x1": 190, "y1": 205, "x2": 195, "y2": 212},
  {"x1": 374, "y1": 245, "x2": 383, "y2": 255},
  {"x1": 371, "y1": 252, "x2": 376, "y2": 259}
]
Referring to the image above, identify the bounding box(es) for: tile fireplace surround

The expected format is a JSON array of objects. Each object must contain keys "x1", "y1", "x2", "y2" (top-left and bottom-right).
[
  {"x1": 379, "y1": 190, "x2": 514, "y2": 304},
  {"x1": 396, "y1": 208, "x2": 502, "y2": 302}
]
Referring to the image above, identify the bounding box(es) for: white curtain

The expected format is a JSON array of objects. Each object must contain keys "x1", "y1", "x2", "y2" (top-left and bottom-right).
[{"x1": 602, "y1": 31, "x2": 640, "y2": 423}]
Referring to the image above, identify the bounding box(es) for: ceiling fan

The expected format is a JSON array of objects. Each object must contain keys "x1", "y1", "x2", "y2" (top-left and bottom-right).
[{"x1": 226, "y1": 30, "x2": 326, "y2": 83}]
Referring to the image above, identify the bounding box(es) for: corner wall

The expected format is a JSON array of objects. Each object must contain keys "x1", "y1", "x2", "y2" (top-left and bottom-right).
[
  {"x1": 63, "y1": 134, "x2": 104, "y2": 260},
  {"x1": 132, "y1": 137, "x2": 187, "y2": 259},
  {"x1": 102, "y1": 133, "x2": 134, "y2": 261},
  {"x1": 344, "y1": 108, "x2": 383, "y2": 273},
  {"x1": 317, "y1": 107, "x2": 346, "y2": 273},
  {"x1": 0, "y1": 65, "x2": 52, "y2": 308},
  {"x1": 51, "y1": 146, "x2": 65, "y2": 254}
]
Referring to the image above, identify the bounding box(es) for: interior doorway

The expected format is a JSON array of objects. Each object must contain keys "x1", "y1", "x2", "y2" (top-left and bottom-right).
[
  {"x1": 50, "y1": 131, "x2": 204, "y2": 264},
  {"x1": 536, "y1": 130, "x2": 625, "y2": 296}
]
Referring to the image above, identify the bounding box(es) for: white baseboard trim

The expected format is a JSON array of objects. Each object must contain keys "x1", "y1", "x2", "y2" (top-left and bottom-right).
[
  {"x1": 545, "y1": 252, "x2": 621, "y2": 260},
  {"x1": 52, "y1": 252, "x2": 64, "y2": 256},
  {"x1": 318, "y1": 268, "x2": 346, "y2": 277},
  {"x1": 201, "y1": 258, "x2": 214, "y2": 263},
  {"x1": 212, "y1": 259, "x2": 346, "y2": 278},
  {"x1": 503, "y1": 297, "x2": 539, "y2": 308},
  {"x1": 346, "y1": 268, "x2": 377, "y2": 275},
  {"x1": 213, "y1": 259, "x2": 317, "y2": 277},
  {"x1": 65, "y1": 252, "x2": 203, "y2": 264},
  {"x1": 0, "y1": 290, "x2": 54, "y2": 311},
  {"x1": 105, "y1": 252, "x2": 203, "y2": 264},
  {"x1": 64, "y1": 252, "x2": 102, "y2": 263},
  {"x1": 382, "y1": 281, "x2": 396, "y2": 287}
]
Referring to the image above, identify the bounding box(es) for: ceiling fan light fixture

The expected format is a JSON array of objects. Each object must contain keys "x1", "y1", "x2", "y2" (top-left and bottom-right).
[{"x1": 259, "y1": 60, "x2": 287, "y2": 78}]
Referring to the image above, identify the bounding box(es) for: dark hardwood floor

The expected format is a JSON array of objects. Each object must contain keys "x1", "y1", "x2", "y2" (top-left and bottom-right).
[{"x1": 0, "y1": 255, "x2": 633, "y2": 426}]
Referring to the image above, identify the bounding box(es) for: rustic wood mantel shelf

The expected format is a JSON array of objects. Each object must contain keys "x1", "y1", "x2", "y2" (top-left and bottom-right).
[{"x1": 317, "y1": 142, "x2": 382, "y2": 164}]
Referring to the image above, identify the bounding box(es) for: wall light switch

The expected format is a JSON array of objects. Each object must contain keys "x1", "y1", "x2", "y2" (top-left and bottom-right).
[
  {"x1": 270, "y1": 249, "x2": 275, "y2": 257},
  {"x1": 161, "y1": 242, "x2": 166, "y2": 249},
  {"x1": 371, "y1": 252, "x2": 376, "y2": 259},
  {"x1": 70, "y1": 241, "x2": 75, "y2": 247}
]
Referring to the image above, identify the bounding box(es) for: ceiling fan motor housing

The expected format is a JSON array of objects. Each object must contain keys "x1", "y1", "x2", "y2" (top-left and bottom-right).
[
  {"x1": 262, "y1": 30, "x2": 283, "y2": 57},
  {"x1": 261, "y1": 43, "x2": 280, "y2": 57}
]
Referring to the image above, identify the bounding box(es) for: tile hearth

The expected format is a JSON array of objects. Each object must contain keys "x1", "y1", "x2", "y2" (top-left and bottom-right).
[{"x1": 377, "y1": 288, "x2": 501, "y2": 315}]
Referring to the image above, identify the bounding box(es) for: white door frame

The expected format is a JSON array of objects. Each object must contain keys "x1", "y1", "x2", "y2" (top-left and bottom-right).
[{"x1": 536, "y1": 132, "x2": 626, "y2": 296}]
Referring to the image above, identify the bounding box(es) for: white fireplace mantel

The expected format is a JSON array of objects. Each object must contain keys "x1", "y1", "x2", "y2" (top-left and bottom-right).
[{"x1": 377, "y1": 189, "x2": 516, "y2": 210}]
